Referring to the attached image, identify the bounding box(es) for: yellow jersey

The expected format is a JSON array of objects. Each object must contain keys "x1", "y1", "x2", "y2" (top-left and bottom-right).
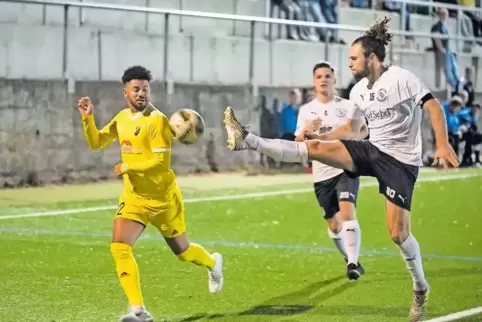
[{"x1": 81, "y1": 104, "x2": 176, "y2": 200}]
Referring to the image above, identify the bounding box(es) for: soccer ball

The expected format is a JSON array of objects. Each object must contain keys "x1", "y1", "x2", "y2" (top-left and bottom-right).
[{"x1": 169, "y1": 109, "x2": 205, "y2": 145}]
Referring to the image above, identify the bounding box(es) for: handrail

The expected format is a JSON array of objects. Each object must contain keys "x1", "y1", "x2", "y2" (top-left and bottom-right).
[{"x1": 0, "y1": 0, "x2": 479, "y2": 41}]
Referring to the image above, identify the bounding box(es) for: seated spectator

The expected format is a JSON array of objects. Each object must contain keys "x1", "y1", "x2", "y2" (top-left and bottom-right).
[
  {"x1": 272, "y1": 0, "x2": 307, "y2": 40},
  {"x1": 457, "y1": 101, "x2": 482, "y2": 165},
  {"x1": 305, "y1": 0, "x2": 329, "y2": 41},
  {"x1": 319, "y1": 0, "x2": 346, "y2": 43},
  {"x1": 442, "y1": 95, "x2": 464, "y2": 156},
  {"x1": 454, "y1": 66, "x2": 475, "y2": 106}
]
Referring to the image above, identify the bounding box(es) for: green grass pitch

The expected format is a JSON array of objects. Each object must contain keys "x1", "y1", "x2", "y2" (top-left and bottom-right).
[{"x1": 1, "y1": 169, "x2": 481, "y2": 322}]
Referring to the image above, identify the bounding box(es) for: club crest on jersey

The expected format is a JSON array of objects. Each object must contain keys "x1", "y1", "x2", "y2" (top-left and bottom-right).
[
  {"x1": 335, "y1": 108, "x2": 346, "y2": 117},
  {"x1": 134, "y1": 126, "x2": 140, "y2": 136},
  {"x1": 377, "y1": 88, "x2": 388, "y2": 102}
]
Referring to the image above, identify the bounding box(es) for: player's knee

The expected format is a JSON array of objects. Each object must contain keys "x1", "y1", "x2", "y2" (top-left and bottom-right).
[
  {"x1": 390, "y1": 231, "x2": 409, "y2": 245},
  {"x1": 306, "y1": 140, "x2": 326, "y2": 155},
  {"x1": 326, "y1": 216, "x2": 342, "y2": 234},
  {"x1": 338, "y1": 209, "x2": 356, "y2": 221},
  {"x1": 110, "y1": 242, "x2": 132, "y2": 260}
]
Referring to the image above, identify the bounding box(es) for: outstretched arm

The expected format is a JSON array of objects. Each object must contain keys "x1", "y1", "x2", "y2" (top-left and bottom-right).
[
  {"x1": 78, "y1": 96, "x2": 118, "y2": 150},
  {"x1": 82, "y1": 115, "x2": 118, "y2": 150},
  {"x1": 423, "y1": 98, "x2": 460, "y2": 168}
]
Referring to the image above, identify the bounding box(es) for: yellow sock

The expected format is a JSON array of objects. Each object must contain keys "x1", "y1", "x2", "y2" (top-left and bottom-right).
[
  {"x1": 110, "y1": 243, "x2": 144, "y2": 306},
  {"x1": 177, "y1": 243, "x2": 216, "y2": 269}
]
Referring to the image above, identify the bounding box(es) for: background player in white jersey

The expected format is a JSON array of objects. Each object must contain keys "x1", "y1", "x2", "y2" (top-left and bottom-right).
[
  {"x1": 296, "y1": 61, "x2": 368, "y2": 280},
  {"x1": 223, "y1": 17, "x2": 459, "y2": 322}
]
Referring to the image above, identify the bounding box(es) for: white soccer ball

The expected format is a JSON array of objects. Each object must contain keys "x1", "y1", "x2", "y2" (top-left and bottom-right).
[{"x1": 169, "y1": 108, "x2": 205, "y2": 145}]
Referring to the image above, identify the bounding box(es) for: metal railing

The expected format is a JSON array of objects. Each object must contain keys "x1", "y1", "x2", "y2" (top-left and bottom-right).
[{"x1": 0, "y1": 0, "x2": 480, "y2": 86}]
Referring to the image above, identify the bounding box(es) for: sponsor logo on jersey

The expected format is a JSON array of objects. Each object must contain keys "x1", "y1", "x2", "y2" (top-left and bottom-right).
[
  {"x1": 365, "y1": 107, "x2": 395, "y2": 121},
  {"x1": 120, "y1": 140, "x2": 142, "y2": 154}
]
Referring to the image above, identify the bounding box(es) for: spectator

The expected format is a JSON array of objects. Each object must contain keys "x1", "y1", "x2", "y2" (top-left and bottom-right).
[
  {"x1": 430, "y1": 8, "x2": 460, "y2": 89},
  {"x1": 279, "y1": 88, "x2": 300, "y2": 141},
  {"x1": 382, "y1": 0, "x2": 414, "y2": 44},
  {"x1": 272, "y1": 0, "x2": 307, "y2": 40},
  {"x1": 459, "y1": 0, "x2": 482, "y2": 46},
  {"x1": 258, "y1": 95, "x2": 277, "y2": 169},
  {"x1": 457, "y1": 101, "x2": 481, "y2": 165},
  {"x1": 301, "y1": 87, "x2": 315, "y2": 104},
  {"x1": 454, "y1": 66, "x2": 475, "y2": 106},
  {"x1": 319, "y1": 0, "x2": 346, "y2": 43},
  {"x1": 306, "y1": 0, "x2": 329, "y2": 41},
  {"x1": 350, "y1": 0, "x2": 367, "y2": 8},
  {"x1": 442, "y1": 95, "x2": 464, "y2": 156}
]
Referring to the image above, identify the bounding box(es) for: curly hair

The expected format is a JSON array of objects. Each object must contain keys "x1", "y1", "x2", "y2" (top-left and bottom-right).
[
  {"x1": 352, "y1": 17, "x2": 393, "y2": 62},
  {"x1": 121, "y1": 65, "x2": 152, "y2": 84}
]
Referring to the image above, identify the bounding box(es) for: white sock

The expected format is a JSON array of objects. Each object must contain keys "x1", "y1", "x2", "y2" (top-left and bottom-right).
[
  {"x1": 130, "y1": 305, "x2": 146, "y2": 313},
  {"x1": 397, "y1": 234, "x2": 429, "y2": 291},
  {"x1": 342, "y1": 220, "x2": 361, "y2": 265},
  {"x1": 245, "y1": 133, "x2": 308, "y2": 163},
  {"x1": 327, "y1": 228, "x2": 347, "y2": 259}
]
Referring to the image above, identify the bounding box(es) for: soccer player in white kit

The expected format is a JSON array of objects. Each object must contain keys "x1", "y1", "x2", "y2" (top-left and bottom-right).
[
  {"x1": 223, "y1": 18, "x2": 459, "y2": 322},
  {"x1": 296, "y1": 61, "x2": 368, "y2": 281}
]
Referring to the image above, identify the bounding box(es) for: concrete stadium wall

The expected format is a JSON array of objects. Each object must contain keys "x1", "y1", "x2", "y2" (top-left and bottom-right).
[
  {"x1": 0, "y1": 78, "x2": 444, "y2": 187},
  {"x1": 0, "y1": 79, "x2": 292, "y2": 187}
]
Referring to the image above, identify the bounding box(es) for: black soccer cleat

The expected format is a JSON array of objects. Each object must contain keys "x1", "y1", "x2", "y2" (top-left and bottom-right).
[
  {"x1": 346, "y1": 263, "x2": 362, "y2": 281},
  {"x1": 344, "y1": 258, "x2": 365, "y2": 276}
]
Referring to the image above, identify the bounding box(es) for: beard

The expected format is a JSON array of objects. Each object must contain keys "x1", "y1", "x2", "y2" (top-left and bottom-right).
[
  {"x1": 129, "y1": 98, "x2": 148, "y2": 111},
  {"x1": 353, "y1": 61, "x2": 370, "y2": 80}
]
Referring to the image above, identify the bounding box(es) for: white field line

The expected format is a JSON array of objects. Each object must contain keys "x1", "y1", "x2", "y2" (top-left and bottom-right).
[
  {"x1": 425, "y1": 306, "x2": 482, "y2": 322},
  {"x1": 0, "y1": 173, "x2": 479, "y2": 221}
]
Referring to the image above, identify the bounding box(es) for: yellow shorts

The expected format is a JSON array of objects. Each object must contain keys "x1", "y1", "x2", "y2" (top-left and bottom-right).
[{"x1": 115, "y1": 184, "x2": 186, "y2": 238}]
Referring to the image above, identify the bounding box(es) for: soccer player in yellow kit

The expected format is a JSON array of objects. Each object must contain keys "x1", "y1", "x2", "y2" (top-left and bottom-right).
[{"x1": 77, "y1": 66, "x2": 223, "y2": 322}]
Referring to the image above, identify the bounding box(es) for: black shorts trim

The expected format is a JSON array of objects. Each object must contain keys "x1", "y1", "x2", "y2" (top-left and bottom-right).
[
  {"x1": 314, "y1": 173, "x2": 360, "y2": 219},
  {"x1": 340, "y1": 140, "x2": 419, "y2": 211}
]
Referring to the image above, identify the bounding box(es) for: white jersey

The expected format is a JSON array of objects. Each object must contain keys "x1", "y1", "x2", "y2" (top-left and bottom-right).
[
  {"x1": 349, "y1": 66, "x2": 431, "y2": 166},
  {"x1": 295, "y1": 96, "x2": 357, "y2": 182}
]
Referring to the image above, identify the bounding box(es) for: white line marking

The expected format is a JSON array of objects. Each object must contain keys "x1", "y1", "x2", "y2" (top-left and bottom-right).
[
  {"x1": 425, "y1": 307, "x2": 482, "y2": 322},
  {"x1": 0, "y1": 173, "x2": 478, "y2": 220}
]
